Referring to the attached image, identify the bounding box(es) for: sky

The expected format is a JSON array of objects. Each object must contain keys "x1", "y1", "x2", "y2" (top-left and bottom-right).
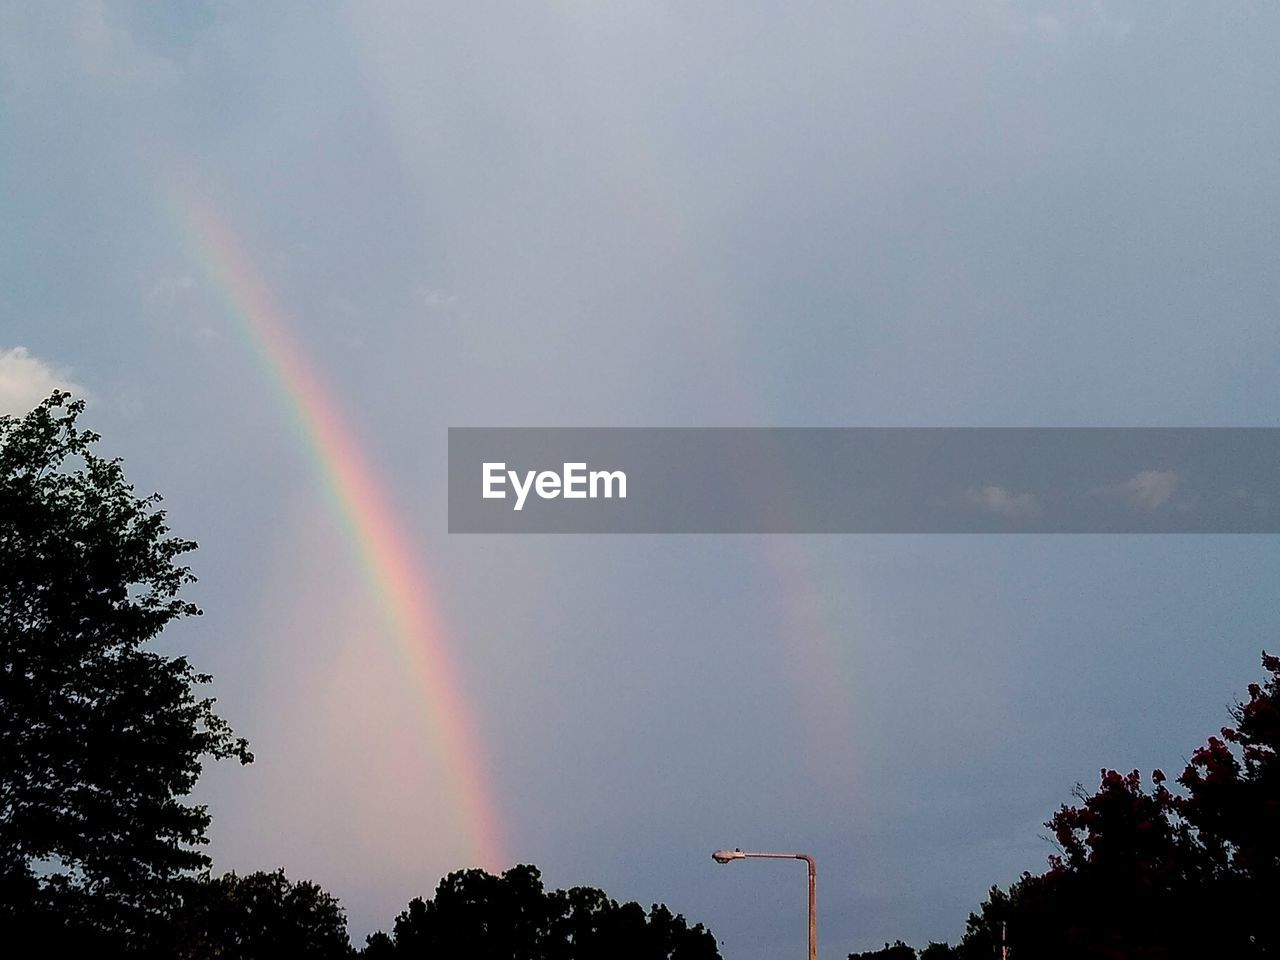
[{"x1": 3, "y1": 2, "x2": 1279, "y2": 956}]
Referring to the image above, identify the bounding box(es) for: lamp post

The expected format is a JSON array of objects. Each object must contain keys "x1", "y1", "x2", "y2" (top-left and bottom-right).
[{"x1": 711, "y1": 849, "x2": 816, "y2": 960}]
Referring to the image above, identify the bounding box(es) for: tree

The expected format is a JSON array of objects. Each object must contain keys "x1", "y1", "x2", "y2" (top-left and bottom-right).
[
  {"x1": 172, "y1": 869, "x2": 353, "y2": 960},
  {"x1": 1173, "y1": 651, "x2": 1280, "y2": 930},
  {"x1": 865, "y1": 654, "x2": 1280, "y2": 959},
  {"x1": 369, "y1": 864, "x2": 720, "y2": 959},
  {"x1": 953, "y1": 653, "x2": 1280, "y2": 959},
  {"x1": 848, "y1": 940, "x2": 916, "y2": 960},
  {"x1": 0, "y1": 393, "x2": 251, "y2": 952},
  {"x1": 1000, "y1": 769, "x2": 1197, "y2": 959},
  {"x1": 953, "y1": 884, "x2": 1015, "y2": 960},
  {"x1": 917, "y1": 943, "x2": 959, "y2": 960},
  {"x1": 362, "y1": 931, "x2": 397, "y2": 959}
]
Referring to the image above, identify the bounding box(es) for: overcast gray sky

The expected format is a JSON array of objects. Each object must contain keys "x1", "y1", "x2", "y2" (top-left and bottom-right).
[{"x1": 3, "y1": 3, "x2": 1279, "y2": 956}]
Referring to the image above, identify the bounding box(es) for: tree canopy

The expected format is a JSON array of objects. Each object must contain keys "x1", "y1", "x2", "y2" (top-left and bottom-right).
[
  {"x1": 0, "y1": 393, "x2": 251, "y2": 952},
  {"x1": 172, "y1": 869, "x2": 353, "y2": 960},
  {"x1": 852, "y1": 651, "x2": 1280, "y2": 960},
  {"x1": 849, "y1": 940, "x2": 917, "y2": 960},
  {"x1": 367, "y1": 864, "x2": 721, "y2": 960}
]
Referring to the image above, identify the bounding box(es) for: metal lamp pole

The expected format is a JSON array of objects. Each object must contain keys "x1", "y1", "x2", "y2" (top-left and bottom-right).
[{"x1": 712, "y1": 849, "x2": 816, "y2": 960}]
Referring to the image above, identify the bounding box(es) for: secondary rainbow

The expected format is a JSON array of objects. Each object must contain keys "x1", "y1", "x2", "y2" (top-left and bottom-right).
[{"x1": 169, "y1": 187, "x2": 505, "y2": 870}]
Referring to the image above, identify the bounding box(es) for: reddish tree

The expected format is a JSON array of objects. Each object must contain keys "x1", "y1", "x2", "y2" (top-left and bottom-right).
[{"x1": 958, "y1": 654, "x2": 1280, "y2": 960}]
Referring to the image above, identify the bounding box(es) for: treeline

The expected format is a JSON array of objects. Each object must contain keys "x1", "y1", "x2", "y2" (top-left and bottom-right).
[
  {"x1": 14, "y1": 862, "x2": 719, "y2": 958},
  {"x1": 13, "y1": 861, "x2": 719, "y2": 958},
  {"x1": 850, "y1": 652, "x2": 1280, "y2": 960},
  {"x1": 361, "y1": 865, "x2": 717, "y2": 959}
]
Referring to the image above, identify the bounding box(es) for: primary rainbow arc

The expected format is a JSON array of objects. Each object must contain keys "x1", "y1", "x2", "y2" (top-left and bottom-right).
[{"x1": 172, "y1": 190, "x2": 504, "y2": 870}]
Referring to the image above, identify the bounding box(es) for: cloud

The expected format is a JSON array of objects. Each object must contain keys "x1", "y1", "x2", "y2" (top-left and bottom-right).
[
  {"x1": 0, "y1": 347, "x2": 87, "y2": 415},
  {"x1": 964, "y1": 484, "x2": 1042, "y2": 520},
  {"x1": 1095, "y1": 469, "x2": 1178, "y2": 510}
]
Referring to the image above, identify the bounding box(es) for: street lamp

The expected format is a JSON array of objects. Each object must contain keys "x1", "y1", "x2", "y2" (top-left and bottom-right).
[{"x1": 711, "y1": 849, "x2": 816, "y2": 960}]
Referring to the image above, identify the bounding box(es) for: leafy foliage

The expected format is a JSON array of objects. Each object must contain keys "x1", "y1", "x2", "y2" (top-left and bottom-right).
[
  {"x1": 956, "y1": 652, "x2": 1280, "y2": 959},
  {"x1": 172, "y1": 869, "x2": 354, "y2": 959},
  {"x1": 916, "y1": 943, "x2": 959, "y2": 960},
  {"x1": 848, "y1": 939, "x2": 959, "y2": 960},
  {"x1": 368, "y1": 864, "x2": 720, "y2": 959},
  {"x1": 856, "y1": 653, "x2": 1280, "y2": 959},
  {"x1": 0, "y1": 393, "x2": 251, "y2": 950},
  {"x1": 848, "y1": 939, "x2": 917, "y2": 960}
]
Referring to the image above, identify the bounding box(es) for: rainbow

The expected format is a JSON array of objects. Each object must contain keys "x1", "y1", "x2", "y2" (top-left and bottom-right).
[{"x1": 170, "y1": 187, "x2": 505, "y2": 870}]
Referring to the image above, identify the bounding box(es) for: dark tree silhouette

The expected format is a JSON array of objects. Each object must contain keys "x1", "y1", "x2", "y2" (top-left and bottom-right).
[
  {"x1": 171, "y1": 869, "x2": 353, "y2": 959},
  {"x1": 848, "y1": 939, "x2": 916, "y2": 960},
  {"x1": 848, "y1": 941, "x2": 959, "y2": 960},
  {"x1": 362, "y1": 930, "x2": 396, "y2": 959},
  {"x1": 0, "y1": 393, "x2": 251, "y2": 952},
  {"x1": 1172, "y1": 650, "x2": 1280, "y2": 935},
  {"x1": 955, "y1": 652, "x2": 1280, "y2": 959},
  {"x1": 916, "y1": 943, "x2": 959, "y2": 960},
  {"x1": 987, "y1": 770, "x2": 1197, "y2": 958},
  {"x1": 859, "y1": 653, "x2": 1280, "y2": 959},
  {"x1": 367, "y1": 864, "x2": 720, "y2": 959}
]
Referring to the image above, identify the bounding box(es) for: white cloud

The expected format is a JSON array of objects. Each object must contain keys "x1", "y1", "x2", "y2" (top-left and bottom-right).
[
  {"x1": 964, "y1": 484, "x2": 1042, "y2": 520},
  {"x1": 0, "y1": 347, "x2": 87, "y2": 415},
  {"x1": 1095, "y1": 469, "x2": 1178, "y2": 510}
]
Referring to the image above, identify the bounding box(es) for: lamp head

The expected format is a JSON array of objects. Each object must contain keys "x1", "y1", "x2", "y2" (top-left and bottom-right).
[{"x1": 712, "y1": 849, "x2": 745, "y2": 864}]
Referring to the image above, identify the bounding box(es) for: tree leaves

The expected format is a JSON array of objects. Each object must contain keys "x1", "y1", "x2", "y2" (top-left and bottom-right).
[
  {"x1": 0, "y1": 392, "x2": 251, "y2": 951},
  {"x1": 956, "y1": 652, "x2": 1280, "y2": 959},
  {"x1": 378, "y1": 864, "x2": 720, "y2": 959}
]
